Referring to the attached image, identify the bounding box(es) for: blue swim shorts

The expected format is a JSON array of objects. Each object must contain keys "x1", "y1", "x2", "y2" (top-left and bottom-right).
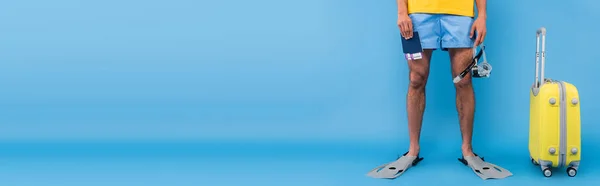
[{"x1": 409, "y1": 13, "x2": 475, "y2": 50}]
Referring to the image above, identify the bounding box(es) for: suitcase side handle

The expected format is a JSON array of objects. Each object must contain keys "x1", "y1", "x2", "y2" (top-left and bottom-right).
[{"x1": 534, "y1": 27, "x2": 547, "y2": 89}]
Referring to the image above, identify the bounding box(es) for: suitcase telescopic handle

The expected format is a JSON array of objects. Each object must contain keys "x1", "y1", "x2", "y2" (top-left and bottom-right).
[
  {"x1": 537, "y1": 27, "x2": 546, "y2": 35},
  {"x1": 534, "y1": 27, "x2": 547, "y2": 88}
]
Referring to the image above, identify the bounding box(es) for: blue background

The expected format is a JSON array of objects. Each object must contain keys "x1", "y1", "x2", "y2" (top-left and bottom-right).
[{"x1": 0, "y1": 0, "x2": 599, "y2": 185}]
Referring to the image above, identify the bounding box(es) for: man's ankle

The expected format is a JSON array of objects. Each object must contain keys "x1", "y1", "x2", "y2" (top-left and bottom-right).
[
  {"x1": 407, "y1": 146, "x2": 420, "y2": 156},
  {"x1": 461, "y1": 144, "x2": 475, "y2": 156}
]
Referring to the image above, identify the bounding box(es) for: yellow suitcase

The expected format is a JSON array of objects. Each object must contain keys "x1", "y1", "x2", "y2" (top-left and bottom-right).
[{"x1": 529, "y1": 27, "x2": 581, "y2": 177}]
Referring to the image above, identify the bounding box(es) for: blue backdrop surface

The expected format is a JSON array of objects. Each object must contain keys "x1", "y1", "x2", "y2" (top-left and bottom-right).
[{"x1": 0, "y1": 0, "x2": 599, "y2": 185}]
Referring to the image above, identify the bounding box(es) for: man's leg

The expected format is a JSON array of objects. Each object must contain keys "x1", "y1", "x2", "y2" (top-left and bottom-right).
[
  {"x1": 365, "y1": 49, "x2": 434, "y2": 179},
  {"x1": 448, "y1": 48, "x2": 514, "y2": 180},
  {"x1": 439, "y1": 13, "x2": 477, "y2": 157},
  {"x1": 406, "y1": 49, "x2": 433, "y2": 156},
  {"x1": 449, "y1": 48, "x2": 475, "y2": 157},
  {"x1": 404, "y1": 13, "x2": 440, "y2": 156}
]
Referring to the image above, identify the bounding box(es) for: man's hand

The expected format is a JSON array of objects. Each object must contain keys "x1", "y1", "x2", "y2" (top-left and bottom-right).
[
  {"x1": 470, "y1": 17, "x2": 486, "y2": 47},
  {"x1": 398, "y1": 14, "x2": 413, "y2": 39}
]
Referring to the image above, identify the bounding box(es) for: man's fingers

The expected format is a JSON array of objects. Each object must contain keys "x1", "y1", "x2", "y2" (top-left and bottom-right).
[
  {"x1": 403, "y1": 22, "x2": 411, "y2": 38},
  {"x1": 403, "y1": 22, "x2": 412, "y2": 39},
  {"x1": 399, "y1": 23, "x2": 408, "y2": 38},
  {"x1": 470, "y1": 24, "x2": 476, "y2": 38},
  {"x1": 478, "y1": 31, "x2": 487, "y2": 45},
  {"x1": 480, "y1": 31, "x2": 487, "y2": 44},
  {"x1": 398, "y1": 22, "x2": 404, "y2": 37},
  {"x1": 475, "y1": 31, "x2": 483, "y2": 46},
  {"x1": 407, "y1": 21, "x2": 413, "y2": 38}
]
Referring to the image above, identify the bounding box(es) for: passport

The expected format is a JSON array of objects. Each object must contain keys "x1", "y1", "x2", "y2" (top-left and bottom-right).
[{"x1": 401, "y1": 32, "x2": 423, "y2": 60}]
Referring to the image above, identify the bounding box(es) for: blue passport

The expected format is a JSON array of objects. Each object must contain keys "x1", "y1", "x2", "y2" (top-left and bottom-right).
[{"x1": 401, "y1": 32, "x2": 423, "y2": 60}]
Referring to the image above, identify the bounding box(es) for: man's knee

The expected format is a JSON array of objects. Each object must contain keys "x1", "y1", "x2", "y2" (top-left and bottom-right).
[
  {"x1": 449, "y1": 48, "x2": 474, "y2": 90},
  {"x1": 454, "y1": 76, "x2": 472, "y2": 90},
  {"x1": 409, "y1": 71, "x2": 427, "y2": 89}
]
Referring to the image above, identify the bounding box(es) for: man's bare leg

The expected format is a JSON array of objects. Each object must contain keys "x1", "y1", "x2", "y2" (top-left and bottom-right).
[
  {"x1": 449, "y1": 48, "x2": 476, "y2": 157},
  {"x1": 406, "y1": 49, "x2": 433, "y2": 156}
]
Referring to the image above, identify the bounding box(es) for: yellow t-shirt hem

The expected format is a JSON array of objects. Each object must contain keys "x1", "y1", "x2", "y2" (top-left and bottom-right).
[{"x1": 408, "y1": 8, "x2": 474, "y2": 17}]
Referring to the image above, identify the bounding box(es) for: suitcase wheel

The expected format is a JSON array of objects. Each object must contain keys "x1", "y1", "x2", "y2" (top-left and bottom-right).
[
  {"x1": 530, "y1": 158, "x2": 539, "y2": 166},
  {"x1": 567, "y1": 167, "x2": 577, "y2": 177},
  {"x1": 542, "y1": 168, "x2": 552, "y2": 177}
]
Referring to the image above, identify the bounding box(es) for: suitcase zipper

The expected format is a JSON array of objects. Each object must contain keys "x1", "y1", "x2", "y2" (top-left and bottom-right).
[{"x1": 557, "y1": 80, "x2": 567, "y2": 168}]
